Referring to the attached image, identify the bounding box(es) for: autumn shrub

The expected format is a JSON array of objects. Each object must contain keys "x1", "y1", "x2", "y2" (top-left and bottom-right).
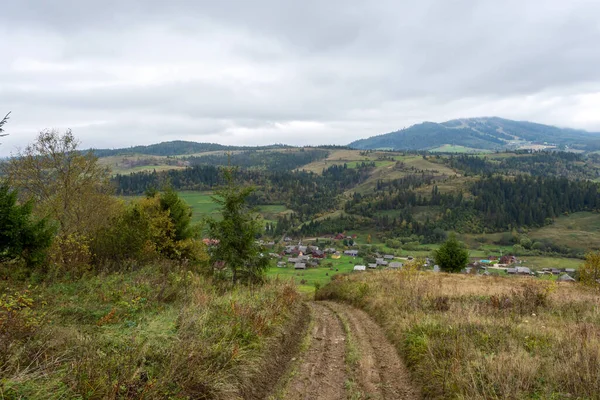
[{"x1": 48, "y1": 233, "x2": 92, "y2": 278}]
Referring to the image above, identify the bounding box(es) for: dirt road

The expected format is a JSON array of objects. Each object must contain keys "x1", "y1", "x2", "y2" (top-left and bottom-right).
[{"x1": 276, "y1": 301, "x2": 419, "y2": 400}]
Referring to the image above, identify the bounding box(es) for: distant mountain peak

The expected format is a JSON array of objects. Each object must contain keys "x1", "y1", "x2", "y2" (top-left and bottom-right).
[{"x1": 348, "y1": 117, "x2": 600, "y2": 152}]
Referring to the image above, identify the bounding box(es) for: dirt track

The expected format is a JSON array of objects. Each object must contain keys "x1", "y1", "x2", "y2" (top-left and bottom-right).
[{"x1": 277, "y1": 301, "x2": 419, "y2": 400}]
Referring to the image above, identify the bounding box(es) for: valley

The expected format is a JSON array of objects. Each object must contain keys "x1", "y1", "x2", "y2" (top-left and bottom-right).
[{"x1": 4, "y1": 118, "x2": 600, "y2": 399}]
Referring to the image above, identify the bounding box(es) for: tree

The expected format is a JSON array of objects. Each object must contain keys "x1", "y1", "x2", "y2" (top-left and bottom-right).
[
  {"x1": 207, "y1": 168, "x2": 268, "y2": 284},
  {"x1": 158, "y1": 187, "x2": 194, "y2": 241},
  {"x1": 433, "y1": 233, "x2": 469, "y2": 273},
  {"x1": 0, "y1": 112, "x2": 10, "y2": 139},
  {"x1": 5, "y1": 129, "x2": 117, "y2": 236},
  {"x1": 579, "y1": 251, "x2": 600, "y2": 286},
  {"x1": 0, "y1": 185, "x2": 54, "y2": 268}
]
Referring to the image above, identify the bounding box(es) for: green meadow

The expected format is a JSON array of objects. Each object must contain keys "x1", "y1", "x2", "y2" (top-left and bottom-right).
[{"x1": 267, "y1": 254, "x2": 366, "y2": 294}]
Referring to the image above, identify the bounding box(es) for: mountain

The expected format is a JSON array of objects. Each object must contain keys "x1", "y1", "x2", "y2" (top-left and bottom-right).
[
  {"x1": 348, "y1": 117, "x2": 600, "y2": 151},
  {"x1": 92, "y1": 141, "x2": 291, "y2": 157}
]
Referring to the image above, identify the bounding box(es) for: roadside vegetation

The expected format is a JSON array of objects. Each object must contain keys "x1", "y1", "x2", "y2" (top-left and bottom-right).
[
  {"x1": 317, "y1": 267, "x2": 600, "y2": 399},
  {"x1": 1, "y1": 127, "x2": 303, "y2": 398}
]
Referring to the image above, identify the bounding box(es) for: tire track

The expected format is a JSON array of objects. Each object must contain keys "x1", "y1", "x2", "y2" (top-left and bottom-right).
[
  {"x1": 283, "y1": 302, "x2": 348, "y2": 400},
  {"x1": 324, "y1": 301, "x2": 420, "y2": 399}
]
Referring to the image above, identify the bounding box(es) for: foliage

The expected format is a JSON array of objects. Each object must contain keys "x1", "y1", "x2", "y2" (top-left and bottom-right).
[
  {"x1": 5, "y1": 129, "x2": 117, "y2": 237},
  {"x1": 92, "y1": 193, "x2": 208, "y2": 269},
  {"x1": 92, "y1": 140, "x2": 289, "y2": 157},
  {"x1": 433, "y1": 233, "x2": 469, "y2": 273},
  {"x1": 158, "y1": 187, "x2": 195, "y2": 241},
  {"x1": 207, "y1": 168, "x2": 268, "y2": 284},
  {"x1": 0, "y1": 111, "x2": 10, "y2": 139},
  {"x1": 578, "y1": 251, "x2": 600, "y2": 286},
  {"x1": 0, "y1": 185, "x2": 54, "y2": 269}
]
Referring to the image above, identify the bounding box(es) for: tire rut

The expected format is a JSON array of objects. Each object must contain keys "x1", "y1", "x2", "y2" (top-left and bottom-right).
[
  {"x1": 276, "y1": 301, "x2": 420, "y2": 400},
  {"x1": 323, "y1": 301, "x2": 420, "y2": 400},
  {"x1": 284, "y1": 302, "x2": 348, "y2": 400}
]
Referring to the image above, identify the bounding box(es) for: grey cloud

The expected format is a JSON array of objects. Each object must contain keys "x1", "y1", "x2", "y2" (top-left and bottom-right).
[{"x1": 1, "y1": 0, "x2": 600, "y2": 155}]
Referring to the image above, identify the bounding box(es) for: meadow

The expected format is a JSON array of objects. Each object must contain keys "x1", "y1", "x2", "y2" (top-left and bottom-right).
[
  {"x1": 317, "y1": 269, "x2": 600, "y2": 399},
  {"x1": 0, "y1": 265, "x2": 304, "y2": 399},
  {"x1": 267, "y1": 254, "x2": 365, "y2": 293}
]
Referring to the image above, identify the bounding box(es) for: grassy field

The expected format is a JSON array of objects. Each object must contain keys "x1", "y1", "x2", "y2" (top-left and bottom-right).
[
  {"x1": 429, "y1": 144, "x2": 491, "y2": 153},
  {"x1": 99, "y1": 154, "x2": 187, "y2": 175},
  {"x1": 177, "y1": 191, "x2": 221, "y2": 222},
  {"x1": 175, "y1": 191, "x2": 291, "y2": 224},
  {"x1": 0, "y1": 266, "x2": 302, "y2": 399},
  {"x1": 317, "y1": 269, "x2": 600, "y2": 399},
  {"x1": 529, "y1": 212, "x2": 600, "y2": 251}
]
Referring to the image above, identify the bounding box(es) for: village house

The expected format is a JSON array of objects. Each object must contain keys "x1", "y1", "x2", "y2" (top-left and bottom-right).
[
  {"x1": 368, "y1": 263, "x2": 377, "y2": 269},
  {"x1": 558, "y1": 273, "x2": 576, "y2": 282},
  {"x1": 507, "y1": 266, "x2": 532, "y2": 275},
  {"x1": 375, "y1": 258, "x2": 388, "y2": 266},
  {"x1": 276, "y1": 261, "x2": 286, "y2": 268},
  {"x1": 500, "y1": 255, "x2": 518, "y2": 264},
  {"x1": 294, "y1": 263, "x2": 306, "y2": 270},
  {"x1": 344, "y1": 250, "x2": 359, "y2": 257},
  {"x1": 312, "y1": 250, "x2": 325, "y2": 258},
  {"x1": 388, "y1": 262, "x2": 403, "y2": 269},
  {"x1": 353, "y1": 265, "x2": 366, "y2": 271},
  {"x1": 383, "y1": 254, "x2": 395, "y2": 260}
]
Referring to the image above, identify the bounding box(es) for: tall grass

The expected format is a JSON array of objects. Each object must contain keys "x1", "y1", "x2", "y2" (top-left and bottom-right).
[
  {"x1": 317, "y1": 270, "x2": 600, "y2": 399},
  {"x1": 0, "y1": 266, "x2": 301, "y2": 399}
]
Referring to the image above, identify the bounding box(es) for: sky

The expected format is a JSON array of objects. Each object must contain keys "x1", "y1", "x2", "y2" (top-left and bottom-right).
[{"x1": 1, "y1": 0, "x2": 600, "y2": 155}]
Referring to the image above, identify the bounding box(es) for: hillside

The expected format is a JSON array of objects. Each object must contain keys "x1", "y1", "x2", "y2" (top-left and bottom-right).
[
  {"x1": 92, "y1": 140, "x2": 292, "y2": 157},
  {"x1": 349, "y1": 117, "x2": 600, "y2": 151}
]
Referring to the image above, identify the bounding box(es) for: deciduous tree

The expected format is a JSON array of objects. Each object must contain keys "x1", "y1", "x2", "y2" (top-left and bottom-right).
[
  {"x1": 579, "y1": 251, "x2": 600, "y2": 286},
  {"x1": 5, "y1": 129, "x2": 117, "y2": 236}
]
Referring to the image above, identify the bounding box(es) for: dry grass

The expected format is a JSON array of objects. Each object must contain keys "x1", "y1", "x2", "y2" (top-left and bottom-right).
[
  {"x1": 0, "y1": 268, "x2": 302, "y2": 399},
  {"x1": 317, "y1": 270, "x2": 600, "y2": 399}
]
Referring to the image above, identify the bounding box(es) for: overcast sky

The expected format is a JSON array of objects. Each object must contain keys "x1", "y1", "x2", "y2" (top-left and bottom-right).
[{"x1": 1, "y1": 0, "x2": 600, "y2": 155}]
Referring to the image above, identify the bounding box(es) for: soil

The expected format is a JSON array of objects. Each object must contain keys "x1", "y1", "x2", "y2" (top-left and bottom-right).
[
  {"x1": 274, "y1": 301, "x2": 419, "y2": 400},
  {"x1": 242, "y1": 303, "x2": 310, "y2": 400}
]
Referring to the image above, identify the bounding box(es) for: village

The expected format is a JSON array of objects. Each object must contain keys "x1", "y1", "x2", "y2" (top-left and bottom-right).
[{"x1": 262, "y1": 234, "x2": 579, "y2": 284}]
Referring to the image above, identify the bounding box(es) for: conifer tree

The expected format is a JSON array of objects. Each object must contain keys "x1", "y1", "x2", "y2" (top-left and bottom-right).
[{"x1": 207, "y1": 168, "x2": 268, "y2": 284}]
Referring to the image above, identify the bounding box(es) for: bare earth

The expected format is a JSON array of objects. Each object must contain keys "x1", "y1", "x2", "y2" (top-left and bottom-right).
[{"x1": 279, "y1": 301, "x2": 420, "y2": 400}]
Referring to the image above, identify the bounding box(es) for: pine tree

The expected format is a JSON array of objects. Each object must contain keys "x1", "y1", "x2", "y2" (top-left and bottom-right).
[
  {"x1": 433, "y1": 233, "x2": 469, "y2": 273},
  {"x1": 207, "y1": 168, "x2": 268, "y2": 284},
  {"x1": 0, "y1": 185, "x2": 54, "y2": 268}
]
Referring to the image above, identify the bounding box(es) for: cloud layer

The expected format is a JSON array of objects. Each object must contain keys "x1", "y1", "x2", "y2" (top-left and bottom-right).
[{"x1": 1, "y1": 0, "x2": 600, "y2": 154}]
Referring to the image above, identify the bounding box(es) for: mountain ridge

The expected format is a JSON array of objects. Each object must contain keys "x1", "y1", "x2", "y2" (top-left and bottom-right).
[{"x1": 349, "y1": 116, "x2": 600, "y2": 151}]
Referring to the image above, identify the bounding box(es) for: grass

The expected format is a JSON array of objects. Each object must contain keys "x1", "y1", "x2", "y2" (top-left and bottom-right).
[
  {"x1": 0, "y1": 266, "x2": 302, "y2": 399},
  {"x1": 317, "y1": 269, "x2": 600, "y2": 399},
  {"x1": 267, "y1": 255, "x2": 367, "y2": 294},
  {"x1": 529, "y1": 212, "x2": 600, "y2": 252},
  {"x1": 177, "y1": 191, "x2": 221, "y2": 222},
  {"x1": 429, "y1": 144, "x2": 491, "y2": 153},
  {"x1": 173, "y1": 191, "x2": 291, "y2": 224},
  {"x1": 99, "y1": 154, "x2": 187, "y2": 175}
]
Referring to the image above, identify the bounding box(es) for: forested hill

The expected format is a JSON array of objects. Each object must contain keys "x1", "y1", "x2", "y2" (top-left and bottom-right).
[
  {"x1": 349, "y1": 117, "x2": 600, "y2": 152},
  {"x1": 92, "y1": 140, "x2": 292, "y2": 157}
]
